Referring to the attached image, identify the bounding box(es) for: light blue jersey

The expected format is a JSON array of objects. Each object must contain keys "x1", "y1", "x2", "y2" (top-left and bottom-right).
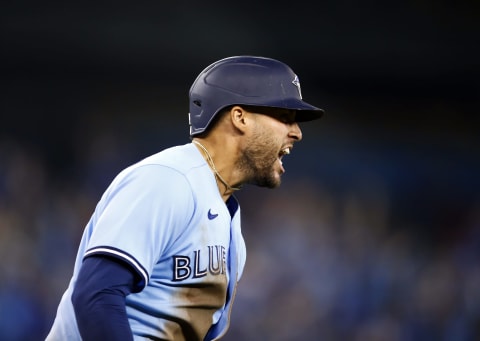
[{"x1": 47, "y1": 143, "x2": 246, "y2": 341}]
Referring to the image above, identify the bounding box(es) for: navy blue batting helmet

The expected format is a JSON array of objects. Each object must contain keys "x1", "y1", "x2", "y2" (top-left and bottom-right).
[{"x1": 188, "y1": 56, "x2": 324, "y2": 136}]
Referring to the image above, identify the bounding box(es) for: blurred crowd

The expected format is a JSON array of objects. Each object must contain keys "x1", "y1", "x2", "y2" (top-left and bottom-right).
[
  {"x1": 229, "y1": 182, "x2": 480, "y2": 341},
  {"x1": 0, "y1": 129, "x2": 479, "y2": 341}
]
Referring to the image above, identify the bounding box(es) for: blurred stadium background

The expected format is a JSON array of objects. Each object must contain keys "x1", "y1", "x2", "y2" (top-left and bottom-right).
[{"x1": 1, "y1": 2, "x2": 479, "y2": 340}]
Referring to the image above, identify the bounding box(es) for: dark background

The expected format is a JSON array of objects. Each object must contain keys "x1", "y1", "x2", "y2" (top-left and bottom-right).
[{"x1": 1, "y1": 1, "x2": 479, "y2": 340}]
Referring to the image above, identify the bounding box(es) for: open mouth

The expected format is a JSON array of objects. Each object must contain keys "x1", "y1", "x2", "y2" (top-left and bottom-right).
[{"x1": 278, "y1": 147, "x2": 291, "y2": 167}]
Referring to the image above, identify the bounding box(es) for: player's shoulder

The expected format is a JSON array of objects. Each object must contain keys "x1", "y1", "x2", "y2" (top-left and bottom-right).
[
  {"x1": 139, "y1": 143, "x2": 203, "y2": 168},
  {"x1": 137, "y1": 143, "x2": 203, "y2": 173},
  {"x1": 104, "y1": 143, "x2": 202, "y2": 196}
]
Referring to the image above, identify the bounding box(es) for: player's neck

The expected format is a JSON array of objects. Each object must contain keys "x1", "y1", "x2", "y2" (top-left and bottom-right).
[{"x1": 192, "y1": 138, "x2": 242, "y2": 201}]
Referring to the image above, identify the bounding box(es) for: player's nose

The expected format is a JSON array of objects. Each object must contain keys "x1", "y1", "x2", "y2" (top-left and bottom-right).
[{"x1": 288, "y1": 122, "x2": 303, "y2": 142}]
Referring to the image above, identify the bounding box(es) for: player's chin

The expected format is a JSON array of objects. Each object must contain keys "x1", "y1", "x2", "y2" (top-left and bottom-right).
[
  {"x1": 269, "y1": 167, "x2": 285, "y2": 187},
  {"x1": 257, "y1": 180, "x2": 281, "y2": 189},
  {"x1": 257, "y1": 172, "x2": 282, "y2": 189},
  {"x1": 269, "y1": 179, "x2": 282, "y2": 189}
]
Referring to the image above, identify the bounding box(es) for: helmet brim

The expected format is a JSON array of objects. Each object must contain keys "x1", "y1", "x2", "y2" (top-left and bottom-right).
[{"x1": 250, "y1": 97, "x2": 325, "y2": 122}]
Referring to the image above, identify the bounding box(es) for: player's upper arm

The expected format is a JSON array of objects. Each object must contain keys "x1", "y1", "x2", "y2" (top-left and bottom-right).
[{"x1": 84, "y1": 164, "x2": 195, "y2": 288}]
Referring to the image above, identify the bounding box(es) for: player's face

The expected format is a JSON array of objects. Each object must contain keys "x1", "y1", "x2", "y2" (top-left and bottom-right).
[{"x1": 238, "y1": 107, "x2": 303, "y2": 188}]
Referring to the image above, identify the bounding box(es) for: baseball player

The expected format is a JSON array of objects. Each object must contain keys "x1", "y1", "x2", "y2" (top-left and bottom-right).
[{"x1": 46, "y1": 56, "x2": 324, "y2": 340}]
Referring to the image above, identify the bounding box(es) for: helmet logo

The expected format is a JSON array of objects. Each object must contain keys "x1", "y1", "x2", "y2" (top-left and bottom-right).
[{"x1": 292, "y1": 75, "x2": 302, "y2": 99}]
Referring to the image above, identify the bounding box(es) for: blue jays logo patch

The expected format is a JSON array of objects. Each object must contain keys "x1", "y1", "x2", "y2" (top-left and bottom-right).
[{"x1": 292, "y1": 75, "x2": 302, "y2": 99}]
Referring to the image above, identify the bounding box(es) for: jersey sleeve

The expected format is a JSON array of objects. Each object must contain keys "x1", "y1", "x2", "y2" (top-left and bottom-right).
[{"x1": 84, "y1": 164, "x2": 195, "y2": 289}]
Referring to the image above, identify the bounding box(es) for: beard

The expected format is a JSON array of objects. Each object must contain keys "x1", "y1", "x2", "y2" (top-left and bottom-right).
[{"x1": 236, "y1": 127, "x2": 282, "y2": 189}]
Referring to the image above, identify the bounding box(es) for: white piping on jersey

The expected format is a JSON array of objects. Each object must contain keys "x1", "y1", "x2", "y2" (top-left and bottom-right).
[{"x1": 84, "y1": 247, "x2": 149, "y2": 286}]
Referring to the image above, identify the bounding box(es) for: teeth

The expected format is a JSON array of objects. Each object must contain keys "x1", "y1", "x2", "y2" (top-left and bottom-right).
[{"x1": 279, "y1": 147, "x2": 291, "y2": 160}]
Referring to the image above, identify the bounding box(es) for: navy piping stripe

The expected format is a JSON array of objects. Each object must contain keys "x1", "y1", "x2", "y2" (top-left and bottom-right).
[{"x1": 84, "y1": 246, "x2": 149, "y2": 287}]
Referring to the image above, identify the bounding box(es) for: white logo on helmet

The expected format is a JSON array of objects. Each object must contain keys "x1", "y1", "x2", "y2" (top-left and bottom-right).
[{"x1": 292, "y1": 75, "x2": 302, "y2": 99}]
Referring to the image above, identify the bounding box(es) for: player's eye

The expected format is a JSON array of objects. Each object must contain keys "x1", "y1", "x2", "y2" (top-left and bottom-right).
[{"x1": 274, "y1": 112, "x2": 296, "y2": 124}]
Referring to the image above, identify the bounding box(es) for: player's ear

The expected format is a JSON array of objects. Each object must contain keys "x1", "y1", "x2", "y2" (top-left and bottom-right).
[{"x1": 230, "y1": 106, "x2": 250, "y2": 133}]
